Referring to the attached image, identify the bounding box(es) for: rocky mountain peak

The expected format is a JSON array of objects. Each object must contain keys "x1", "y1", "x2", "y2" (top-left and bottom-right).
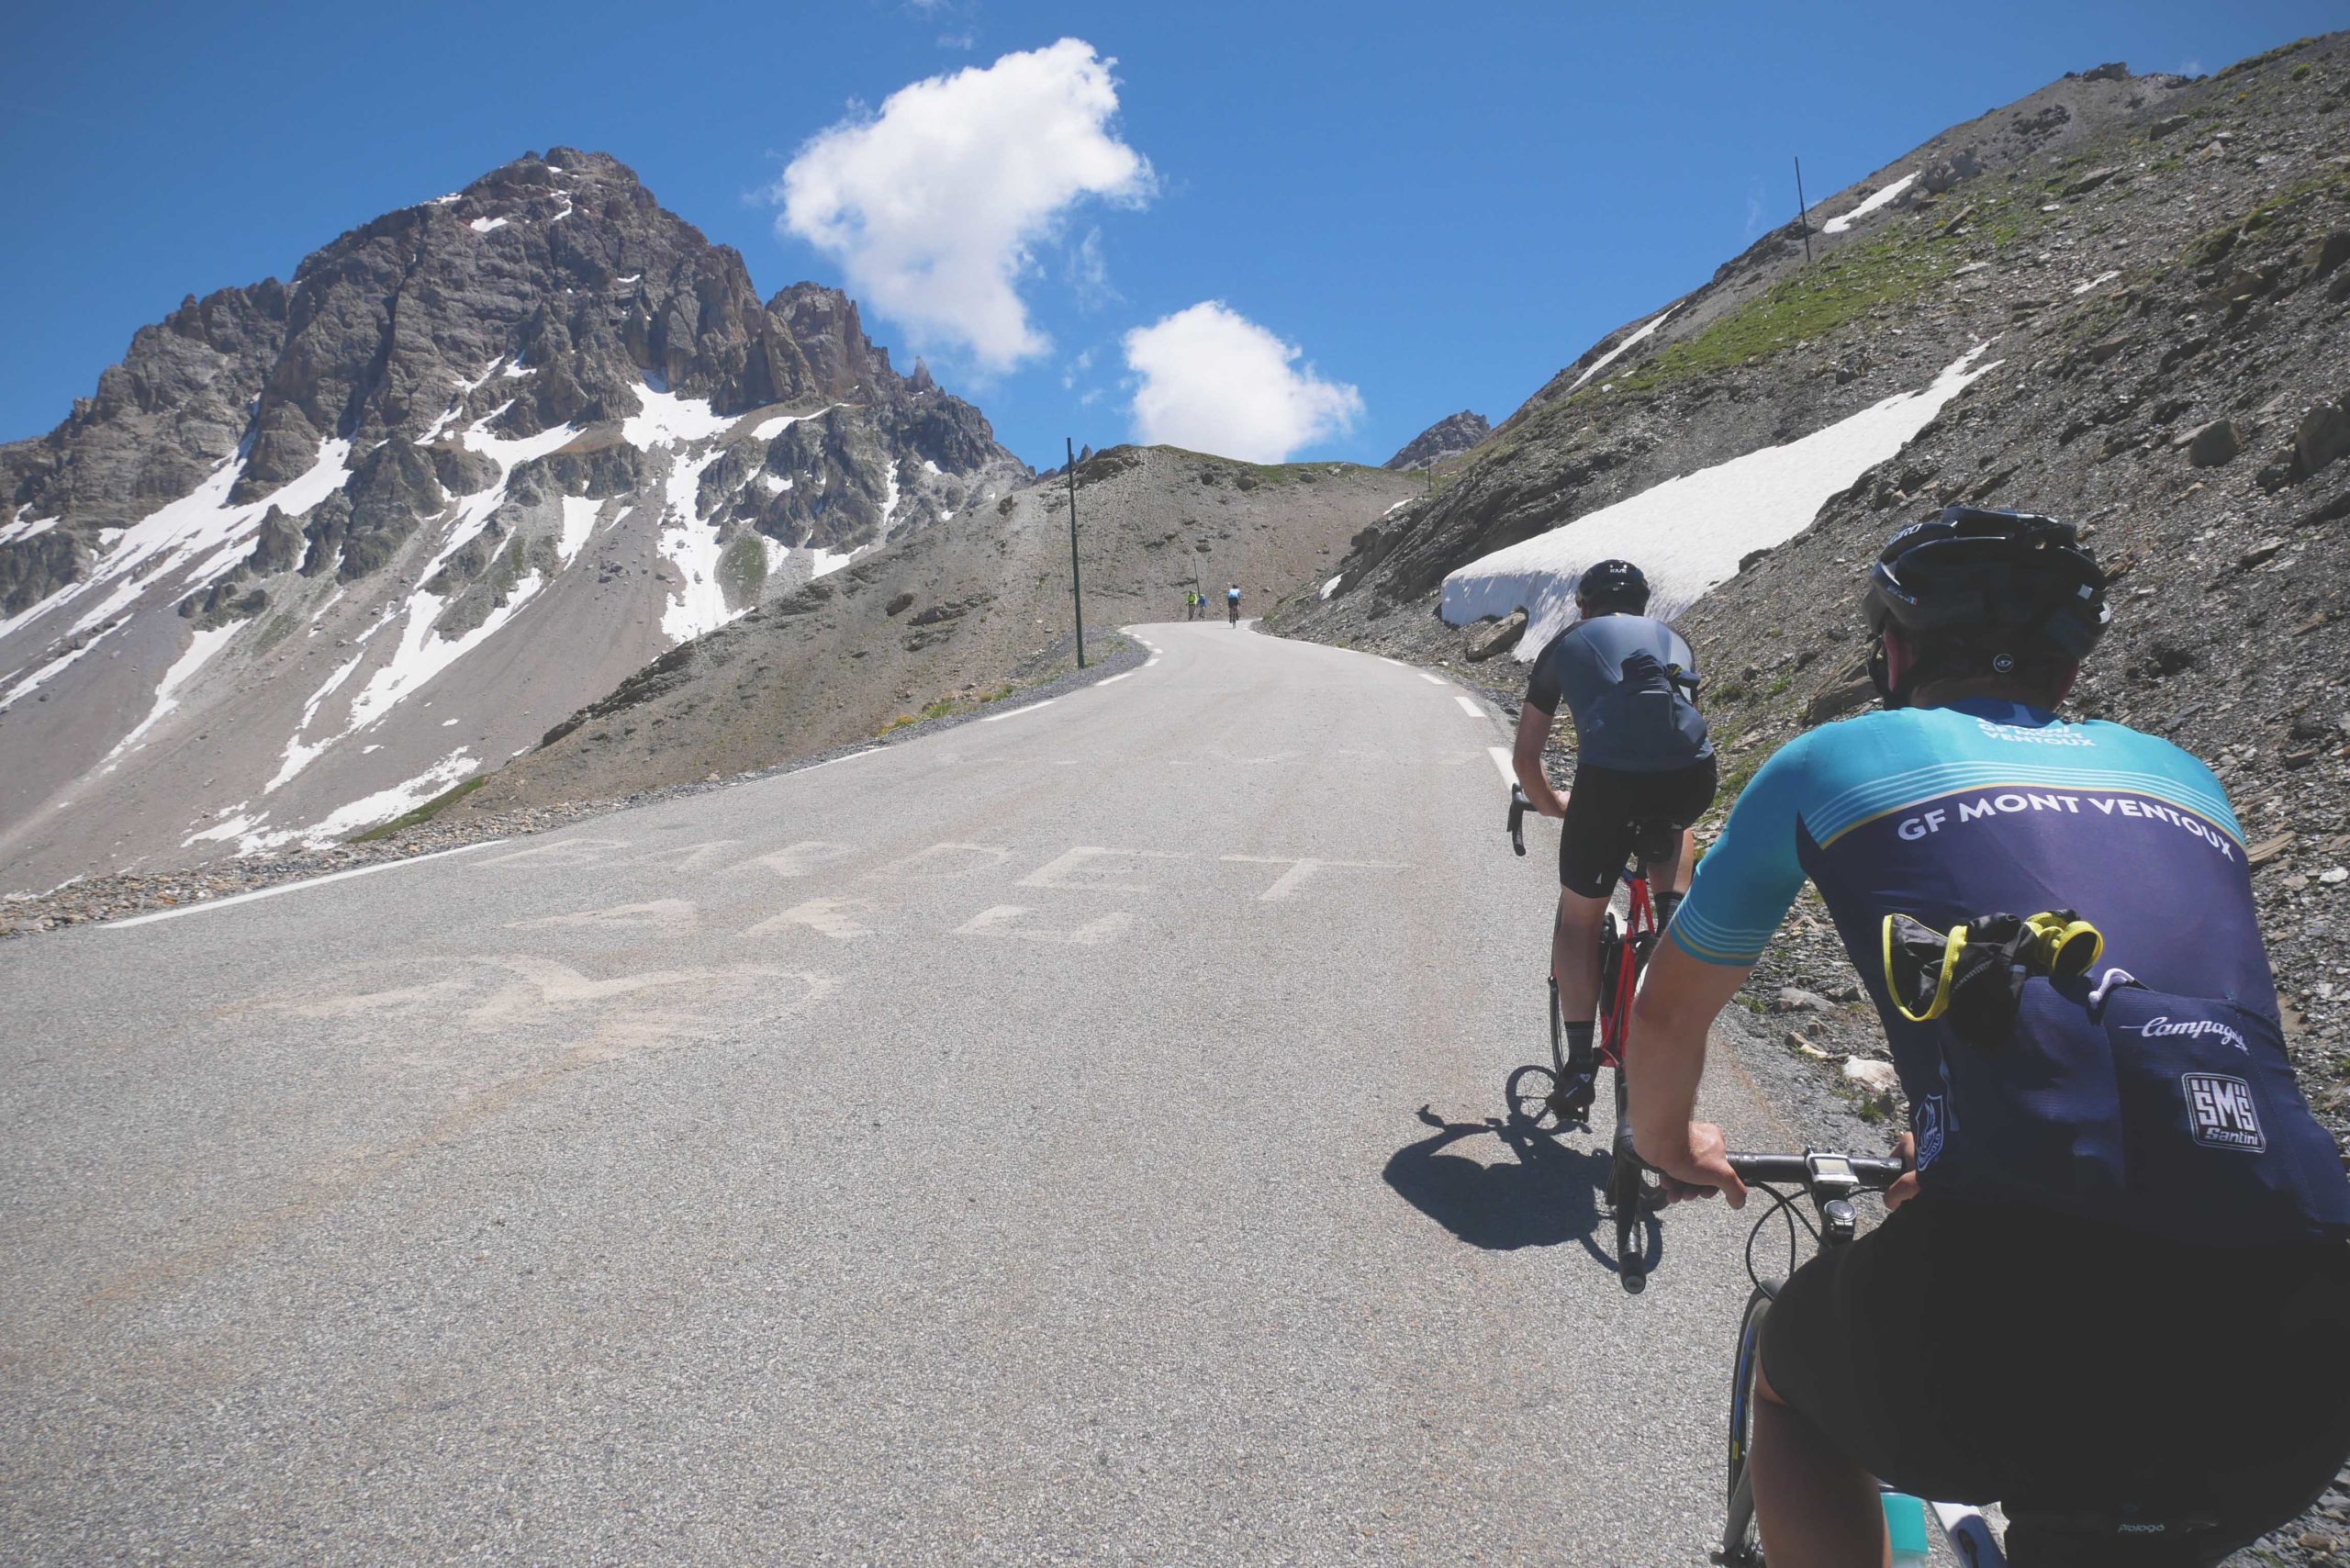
[
  {"x1": 0, "y1": 146, "x2": 1026, "y2": 889},
  {"x1": 1383, "y1": 410, "x2": 1489, "y2": 472}
]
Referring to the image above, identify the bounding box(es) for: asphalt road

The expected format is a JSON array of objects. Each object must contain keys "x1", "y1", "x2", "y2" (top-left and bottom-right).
[{"x1": 1, "y1": 620, "x2": 1840, "y2": 1565}]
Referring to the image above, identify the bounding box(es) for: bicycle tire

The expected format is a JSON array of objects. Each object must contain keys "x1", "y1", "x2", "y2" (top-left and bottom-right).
[
  {"x1": 1718, "y1": 1285, "x2": 1774, "y2": 1566},
  {"x1": 1609, "y1": 1073, "x2": 1649, "y2": 1293},
  {"x1": 1504, "y1": 1063, "x2": 1563, "y2": 1132}
]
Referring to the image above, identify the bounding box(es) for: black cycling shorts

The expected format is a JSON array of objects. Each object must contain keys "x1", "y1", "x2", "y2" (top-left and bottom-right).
[
  {"x1": 1762, "y1": 1194, "x2": 2350, "y2": 1562},
  {"x1": 1558, "y1": 757, "x2": 1717, "y2": 899}
]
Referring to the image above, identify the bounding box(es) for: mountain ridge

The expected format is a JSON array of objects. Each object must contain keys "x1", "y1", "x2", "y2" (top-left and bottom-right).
[{"x1": 0, "y1": 147, "x2": 1028, "y2": 891}]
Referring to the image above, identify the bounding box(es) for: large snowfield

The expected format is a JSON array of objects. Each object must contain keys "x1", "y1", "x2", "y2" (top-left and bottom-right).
[{"x1": 1441, "y1": 344, "x2": 1999, "y2": 655}]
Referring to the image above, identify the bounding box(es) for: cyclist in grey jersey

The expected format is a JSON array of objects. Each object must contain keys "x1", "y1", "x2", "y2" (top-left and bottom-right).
[{"x1": 1514, "y1": 559, "x2": 1716, "y2": 1112}]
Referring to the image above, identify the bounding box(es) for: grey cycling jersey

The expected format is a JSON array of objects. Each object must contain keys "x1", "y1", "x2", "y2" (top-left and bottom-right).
[{"x1": 1524, "y1": 613, "x2": 1712, "y2": 773}]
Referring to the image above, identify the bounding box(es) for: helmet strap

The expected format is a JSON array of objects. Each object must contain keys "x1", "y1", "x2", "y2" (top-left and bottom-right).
[{"x1": 1869, "y1": 639, "x2": 1913, "y2": 710}]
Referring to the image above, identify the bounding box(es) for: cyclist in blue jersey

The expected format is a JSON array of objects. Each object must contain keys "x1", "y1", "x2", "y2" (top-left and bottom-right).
[
  {"x1": 1514, "y1": 559, "x2": 1716, "y2": 1116},
  {"x1": 1627, "y1": 507, "x2": 2350, "y2": 1565}
]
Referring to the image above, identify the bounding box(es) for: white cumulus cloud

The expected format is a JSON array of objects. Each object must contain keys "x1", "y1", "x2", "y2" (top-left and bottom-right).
[
  {"x1": 1122, "y1": 302, "x2": 1365, "y2": 463},
  {"x1": 778, "y1": 39, "x2": 1152, "y2": 373}
]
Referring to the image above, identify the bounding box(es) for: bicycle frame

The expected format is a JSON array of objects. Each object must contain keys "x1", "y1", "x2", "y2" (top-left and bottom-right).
[
  {"x1": 1715, "y1": 1153, "x2": 2008, "y2": 1567},
  {"x1": 1504, "y1": 784, "x2": 1668, "y2": 1290}
]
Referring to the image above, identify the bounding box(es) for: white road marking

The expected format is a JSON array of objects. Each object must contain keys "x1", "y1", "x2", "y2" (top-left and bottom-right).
[
  {"x1": 1097, "y1": 671, "x2": 1133, "y2": 686},
  {"x1": 477, "y1": 836, "x2": 629, "y2": 868},
  {"x1": 1487, "y1": 746, "x2": 1518, "y2": 788},
  {"x1": 980, "y1": 699, "x2": 1058, "y2": 722},
  {"x1": 624, "y1": 840, "x2": 741, "y2": 870},
  {"x1": 786, "y1": 748, "x2": 879, "y2": 777},
  {"x1": 732, "y1": 840, "x2": 859, "y2": 879},
  {"x1": 1454, "y1": 695, "x2": 1486, "y2": 719},
  {"x1": 1218, "y1": 855, "x2": 1409, "y2": 902},
  {"x1": 506, "y1": 899, "x2": 696, "y2": 932},
  {"x1": 1018, "y1": 846, "x2": 1182, "y2": 893},
  {"x1": 1418, "y1": 672, "x2": 1449, "y2": 686},
  {"x1": 744, "y1": 898, "x2": 875, "y2": 941},
  {"x1": 1144, "y1": 658, "x2": 1159, "y2": 667},
  {"x1": 1378, "y1": 656, "x2": 1404, "y2": 667},
  {"x1": 954, "y1": 905, "x2": 1133, "y2": 945},
  {"x1": 103, "y1": 839, "x2": 509, "y2": 928}
]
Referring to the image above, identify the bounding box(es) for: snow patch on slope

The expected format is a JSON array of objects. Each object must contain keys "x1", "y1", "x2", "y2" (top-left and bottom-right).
[
  {"x1": 345, "y1": 573, "x2": 550, "y2": 734},
  {"x1": 1570, "y1": 307, "x2": 1677, "y2": 392},
  {"x1": 624, "y1": 384, "x2": 736, "y2": 448},
  {"x1": 1443, "y1": 344, "x2": 2000, "y2": 655},
  {"x1": 1823, "y1": 173, "x2": 1917, "y2": 234},
  {"x1": 751, "y1": 406, "x2": 833, "y2": 441},
  {"x1": 558, "y1": 497, "x2": 600, "y2": 564},
  {"x1": 105, "y1": 622, "x2": 241, "y2": 760}
]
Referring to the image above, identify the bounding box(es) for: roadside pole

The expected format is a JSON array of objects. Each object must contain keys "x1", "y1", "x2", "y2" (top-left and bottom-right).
[
  {"x1": 1795, "y1": 156, "x2": 1814, "y2": 263},
  {"x1": 1066, "y1": 437, "x2": 1086, "y2": 668}
]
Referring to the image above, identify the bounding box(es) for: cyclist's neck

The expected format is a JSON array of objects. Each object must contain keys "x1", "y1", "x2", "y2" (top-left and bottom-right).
[{"x1": 1917, "y1": 691, "x2": 2065, "y2": 725}]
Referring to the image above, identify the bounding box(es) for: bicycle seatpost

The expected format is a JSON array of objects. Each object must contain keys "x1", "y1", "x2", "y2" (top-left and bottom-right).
[{"x1": 1506, "y1": 785, "x2": 1529, "y2": 857}]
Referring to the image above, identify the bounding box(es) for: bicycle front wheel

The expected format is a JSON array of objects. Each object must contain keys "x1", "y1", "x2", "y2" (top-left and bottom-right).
[
  {"x1": 1504, "y1": 1063, "x2": 1563, "y2": 1132},
  {"x1": 1718, "y1": 1285, "x2": 1775, "y2": 1566}
]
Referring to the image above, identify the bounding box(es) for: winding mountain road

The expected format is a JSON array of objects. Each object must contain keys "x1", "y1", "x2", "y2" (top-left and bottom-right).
[{"x1": 2, "y1": 621, "x2": 1830, "y2": 1564}]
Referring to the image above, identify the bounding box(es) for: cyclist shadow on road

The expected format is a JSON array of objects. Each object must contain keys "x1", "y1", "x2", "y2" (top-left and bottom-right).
[{"x1": 1382, "y1": 1106, "x2": 1663, "y2": 1283}]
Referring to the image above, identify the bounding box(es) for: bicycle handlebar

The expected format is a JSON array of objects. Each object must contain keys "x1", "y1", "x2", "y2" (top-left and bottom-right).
[
  {"x1": 1727, "y1": 1151, "x2": 1908, "y2": 1189},
  {"x1": 1506, "y1": 784, "x2": 1528, "y2": 857}
]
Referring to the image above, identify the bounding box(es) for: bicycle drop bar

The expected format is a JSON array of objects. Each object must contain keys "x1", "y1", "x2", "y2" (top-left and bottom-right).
[
  {"x1": 1727, "y1": 1151, "x2": 1908, "y2": 1189},
  {"x1": 1506, "y1": 784, "x2": 1529, "y2": 857}
]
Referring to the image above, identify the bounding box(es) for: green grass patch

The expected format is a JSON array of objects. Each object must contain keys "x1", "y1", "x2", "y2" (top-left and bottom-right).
[
  {"x1": 1611, "y1": 225, "x2": 1973, "y2": 393},
  {"x1": 719, "y1": 532, "x2": 768, "y2": 605},
  {"x1": 349, "y1": 775, "x2": 488, "y2": 843}
]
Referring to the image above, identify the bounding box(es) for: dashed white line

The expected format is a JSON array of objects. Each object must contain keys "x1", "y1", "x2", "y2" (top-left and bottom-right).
[
  {"x1": 1418, "y1": 672, "x2": 1449, "y2": 687},
  {"x1": 1454, "y1": 694, "x2": 1487, "y2": 719},
  {"x1": 1378, "y1": 656, "x2": 1404, "y2": 667},
  {"x1": 103, "y1": 839, "x2": 509, "y2": 928},
  {"x1": 980, "y1": 699, "x2": 1059, "y2": 722},
  {"x1": 1487, "y1": 746, "x2": 1518, "y2": 788},
  {"x1": 1097, "y1": 671, "x2": 1133, "y2": 686}
]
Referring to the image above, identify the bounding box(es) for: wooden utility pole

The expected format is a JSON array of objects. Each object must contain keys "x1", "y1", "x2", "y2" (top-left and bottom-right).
[
  {"x1": 1795, "y1": 156, "x2": 1815, "y2": 263},
  {"x1": 1065, "y1": 437, "x2": 1086, "y2": 668}
]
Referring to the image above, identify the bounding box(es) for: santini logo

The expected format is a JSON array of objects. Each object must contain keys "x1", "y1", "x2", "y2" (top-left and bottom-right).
[
  {"x1": 2182, "y1": 1073, "x2": 2266, "y2": 1153},
  {"x1": 2124, "y1": 1014, "x2": 2248, "y2": 1053}
]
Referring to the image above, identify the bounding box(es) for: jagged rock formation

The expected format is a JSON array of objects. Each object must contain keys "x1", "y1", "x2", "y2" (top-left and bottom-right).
[
  {"x1": 0, "y1": 148, "x2": 1025, "y2": 890},
  {"x1": 1382, "y1": 410, "x2": 1489, "y2": 472}
]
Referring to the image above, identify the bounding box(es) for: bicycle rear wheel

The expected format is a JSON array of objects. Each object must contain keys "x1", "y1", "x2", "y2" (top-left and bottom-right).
[{"x1": 1716, "y1": 1285, "x2": 1774, "y2": 1566}]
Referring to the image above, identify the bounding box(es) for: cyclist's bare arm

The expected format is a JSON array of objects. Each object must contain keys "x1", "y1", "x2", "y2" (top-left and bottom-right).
[
  {"x1": 1624, "y1": 939, "x2": 1751, "y2": 1207},
  {"x1": 1512, "y1": 702, "x2": 1569, "y2": 818}
]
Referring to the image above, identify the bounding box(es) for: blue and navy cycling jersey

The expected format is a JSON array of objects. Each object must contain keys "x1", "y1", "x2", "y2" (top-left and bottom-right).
[{"x1": 1673, "y1": 697, "x2": 2350, "y2": 1246}]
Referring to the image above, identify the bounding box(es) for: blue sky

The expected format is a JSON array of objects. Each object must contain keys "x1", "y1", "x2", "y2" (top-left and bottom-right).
[{"x1": 2, "y1": 1, "x2": 2336, "y2": 470}]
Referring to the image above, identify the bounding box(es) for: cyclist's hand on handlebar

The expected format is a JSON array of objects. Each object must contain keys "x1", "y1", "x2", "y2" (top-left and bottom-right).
[
  {"x1": 1884, "y1": 1131, "x2": 1920, "y2": 1212},
  {"x1": 1533, "y1": 787, "x2": 1568, "y2": 821},
  {"x1": 1651, "y1": 1119, "x2": 1749, "y2": 1209}
]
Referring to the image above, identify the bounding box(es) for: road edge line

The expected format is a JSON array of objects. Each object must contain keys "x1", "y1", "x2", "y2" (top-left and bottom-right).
[{"x1": 101, "y1": 839, "x2": 511, "y2": 929}]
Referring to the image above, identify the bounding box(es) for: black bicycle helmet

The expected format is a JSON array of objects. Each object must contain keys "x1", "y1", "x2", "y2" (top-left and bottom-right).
[
  {"x1": 1863, "y1": 505, "x2": 2109, "y2": 708},
  {"x1": 1575, "y1": 558, "x2": 1651, "y2": 613}
]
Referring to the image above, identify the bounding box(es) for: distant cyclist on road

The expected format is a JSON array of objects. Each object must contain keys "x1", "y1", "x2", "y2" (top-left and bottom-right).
[
  {"x1": 1226, "y1": 583, "x2": 1241, "y2": 625},
  {"x1": 1628, "y1": 506, "x2": 2350, "y2": 1565},
  {"x1": 1512, "y1": 558, "x2": 1715, "y2": 1118}
]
